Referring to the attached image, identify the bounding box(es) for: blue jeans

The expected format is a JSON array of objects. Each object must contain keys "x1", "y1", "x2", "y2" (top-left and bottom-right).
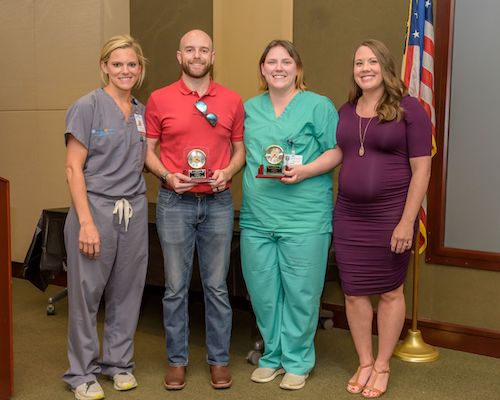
[{"x1": 156, "y1": 188, "x2": 233, "y2": 366}]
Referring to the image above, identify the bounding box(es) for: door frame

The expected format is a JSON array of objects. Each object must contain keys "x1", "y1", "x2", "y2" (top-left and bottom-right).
[{"x1": 0, "y1": 177, "x2": 14, "y2": 399}]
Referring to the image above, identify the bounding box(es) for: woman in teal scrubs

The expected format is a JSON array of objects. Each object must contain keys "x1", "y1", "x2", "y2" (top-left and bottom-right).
[{"x1": 240, "y1": 40, "x2": 343, "y2": 390}]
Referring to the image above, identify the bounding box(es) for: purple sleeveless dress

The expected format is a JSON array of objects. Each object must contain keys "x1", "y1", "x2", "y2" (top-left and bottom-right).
[{"x1": 333, "y1": 96, "x2": 432, "y2": 296}]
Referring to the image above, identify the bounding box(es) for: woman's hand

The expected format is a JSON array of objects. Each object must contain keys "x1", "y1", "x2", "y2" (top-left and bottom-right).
[
  {"x1": 280, "y1": 165, "x2": 309, "y2": 184},
  {"x1": 79, "y1": 222, "x2": 100, "y2": 259},
  {"x1": 390, "y1": 221, "x2": 414, "y2": 254},
  {"x1": 280, "y1": 148, "x2": 343, "y2": 185}
]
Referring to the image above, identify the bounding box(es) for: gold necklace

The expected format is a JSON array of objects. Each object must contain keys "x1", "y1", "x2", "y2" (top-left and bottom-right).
[{"x1": 358, "y1": 116, "x2": 374, "y2": 157}]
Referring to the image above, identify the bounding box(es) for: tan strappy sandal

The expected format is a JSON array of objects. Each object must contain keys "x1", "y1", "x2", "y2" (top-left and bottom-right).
[
  {"x1": 361, "y1": 367, "x2": 390, "y2": 398},
  {"x1": 346, "y1": 363, "x2": 373, "y2": 394}
]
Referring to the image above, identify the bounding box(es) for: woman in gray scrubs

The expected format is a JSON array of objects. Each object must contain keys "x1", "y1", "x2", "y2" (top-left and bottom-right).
[{"x1": 63, "y1": 35, "x2": 148, "y2": 400}]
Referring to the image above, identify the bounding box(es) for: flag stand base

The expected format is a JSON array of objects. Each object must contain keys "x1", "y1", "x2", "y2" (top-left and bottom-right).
[{"x1": 393, "y1": 329, "x2": 439, "y2": 363}]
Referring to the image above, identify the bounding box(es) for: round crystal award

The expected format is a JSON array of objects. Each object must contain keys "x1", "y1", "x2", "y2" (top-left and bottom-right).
[
  {"x1": 256, "y1": 144, "x2": 286, "y2": 178},
  {"x1": 187, "y1": 149, "x2": 206, "y2": 169}
]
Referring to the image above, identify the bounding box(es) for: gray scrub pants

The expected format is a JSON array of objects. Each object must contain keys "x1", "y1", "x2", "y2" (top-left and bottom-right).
[{"x1": 63, "y1": 193, "x2": 148, "y2": 389}]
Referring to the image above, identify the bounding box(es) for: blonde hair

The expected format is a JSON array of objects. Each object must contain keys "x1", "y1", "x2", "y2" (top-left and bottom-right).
[
  {"x1": 99, "y1": 34, "x2": 147, "y2": 88},
  {"x1": 258, "y1": 40, "x2": 307, "y2": 91},
  {"x1": 348, "y1": 39, "x2": 407, "y2": 122}
]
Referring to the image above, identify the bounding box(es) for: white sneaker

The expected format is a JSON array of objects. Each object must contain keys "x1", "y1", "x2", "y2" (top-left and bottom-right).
[
  {"x1": 112, "y1": 372, "x2": 138, "y2": 391},
  {"x1": 251, "y1": 367, "x2": 285, "y2": 383},
  {"x1": 279, "y1": 372, "x2": 309, "y2": 390},
  {"x1": 73, "y1": 380, "x2": 105, "y2": 400}
]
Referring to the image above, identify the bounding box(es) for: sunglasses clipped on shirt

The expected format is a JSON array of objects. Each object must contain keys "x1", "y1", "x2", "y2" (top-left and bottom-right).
[{"x1": 194, "y1": 100, "x2": 218, "y2": 127}]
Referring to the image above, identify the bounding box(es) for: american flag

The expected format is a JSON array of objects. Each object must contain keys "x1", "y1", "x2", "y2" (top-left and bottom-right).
[{"x1": 402, "y1": 0, "x2": 437, "y2": 254}]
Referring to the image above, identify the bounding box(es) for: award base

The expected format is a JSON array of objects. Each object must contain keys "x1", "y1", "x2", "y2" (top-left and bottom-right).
[
  {"x1": 184, "y1": 169, "x2": 214, "y2": 184},
  {"x1": 256, "y1": 164, "x2": 287, "y2": 179},
  {"x1": 190, "y1": 178, "x2": 215, "y2": 183}
]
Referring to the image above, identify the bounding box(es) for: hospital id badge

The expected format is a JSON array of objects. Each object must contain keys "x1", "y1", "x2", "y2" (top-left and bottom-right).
[
  {"x1": 285, "y1": 153, "x2": 303, "y2": 167},
  {"x1": 134, "y1": 114, "x2": 146, "y2": 133}
]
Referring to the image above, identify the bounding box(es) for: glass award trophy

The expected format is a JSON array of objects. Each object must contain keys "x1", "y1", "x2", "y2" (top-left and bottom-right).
[
  {"x1": 256, "y1": 144, "x2": 287, "y2": 179},
  {"x1": 183, "y1": 148, "x2": 213, "y2": 183}
]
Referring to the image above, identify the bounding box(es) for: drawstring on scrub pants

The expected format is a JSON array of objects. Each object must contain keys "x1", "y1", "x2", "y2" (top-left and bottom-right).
[{"x1": 113, "y1": 199, "x2": 133, "y2": 231}]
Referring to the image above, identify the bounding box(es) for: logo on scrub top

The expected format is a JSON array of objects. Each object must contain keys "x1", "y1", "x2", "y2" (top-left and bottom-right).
[{"x1": 92, "y1": 128, "x2": 115, "y2": 137}]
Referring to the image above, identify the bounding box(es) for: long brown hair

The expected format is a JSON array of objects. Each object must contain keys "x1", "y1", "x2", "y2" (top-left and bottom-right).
[
  {"x1": 258, "y1": 40, "x2": 307, "y2": 91},
  {"x1": 348, "y1": 39, "x2": 407, "y2": 121}
]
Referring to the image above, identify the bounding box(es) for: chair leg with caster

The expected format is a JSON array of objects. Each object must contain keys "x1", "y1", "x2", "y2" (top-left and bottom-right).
[
  {"x1": 46, "y1": 287, "x2": 68, "y2": 316},
  {"x1": 246, "y1": 350, "x2": 262, "y2": 365}
]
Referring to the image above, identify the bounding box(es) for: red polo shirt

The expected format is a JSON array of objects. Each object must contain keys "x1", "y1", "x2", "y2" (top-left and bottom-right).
[{"x1": 145, "y1": 79, "x2": 244, "y2": 193}]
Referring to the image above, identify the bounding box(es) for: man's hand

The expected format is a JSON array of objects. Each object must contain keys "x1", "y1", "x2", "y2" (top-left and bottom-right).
[
  {"x1": 209, "y1": 169, "x2": 229, "y2": 192},
  {"x1": 167, "y1": 172, "x2": 197, "y2": 194}
]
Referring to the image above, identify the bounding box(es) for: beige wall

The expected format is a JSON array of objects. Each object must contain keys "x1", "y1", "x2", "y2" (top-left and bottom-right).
[
  {"x1": 213, "y1": 0, "x2": 293, "y2": 208},
  {"x1": 294, "y1": 0, "x2": 408, "y2": 106},
  {"x1": 130, "y1": 0, "x2": 213, "y2": 105},
  {"x1": 0, "y1": 0, "x2": 130, "y2": 262},
  {"x1": 130, "y1": 0, "x2": 213, "y2": 203},
  {"x1": 213, "y1": 0, "x2": 293, "y2": 101},
  {"x1": 292, "y1": 0, "x2": 500, "y2": 331},
  {"x1": 2, "y1": 0, "x2": 500, "y2": 333}
]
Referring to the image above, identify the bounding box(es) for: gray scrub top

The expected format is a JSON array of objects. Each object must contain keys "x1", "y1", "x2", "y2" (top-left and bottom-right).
[{"x1": 65, "y1": 88, "x2": 147, "y2": 198}]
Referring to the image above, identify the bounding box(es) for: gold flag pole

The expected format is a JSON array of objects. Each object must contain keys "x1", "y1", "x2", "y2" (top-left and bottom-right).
[{"x1": 393, "y1": 230, "x2": 439, "y2": 362}]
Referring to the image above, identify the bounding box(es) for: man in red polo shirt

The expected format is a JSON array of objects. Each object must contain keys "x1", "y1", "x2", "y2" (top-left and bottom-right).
[{"x1": 145, "y1": 29, "x2": 245, "y2": 391}]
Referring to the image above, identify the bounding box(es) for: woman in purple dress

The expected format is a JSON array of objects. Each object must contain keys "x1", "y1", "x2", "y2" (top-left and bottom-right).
[{"x1": 333, "y1": 39, "x2": 432, "y2": 398}]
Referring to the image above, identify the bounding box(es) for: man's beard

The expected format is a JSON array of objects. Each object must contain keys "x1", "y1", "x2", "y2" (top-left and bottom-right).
[{"x1": 181, "y1": 60, "x2": 212, "y2": 78}]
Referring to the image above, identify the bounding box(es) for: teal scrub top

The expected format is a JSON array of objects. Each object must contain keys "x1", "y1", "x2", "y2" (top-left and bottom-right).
[{"x1": 240, "y1": 91, "x2": 338, "y2": 235}]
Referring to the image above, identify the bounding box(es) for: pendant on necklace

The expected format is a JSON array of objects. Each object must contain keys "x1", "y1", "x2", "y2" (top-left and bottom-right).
[{"x1": 358, "y1": 115, "x2": 373, "y2": 158}]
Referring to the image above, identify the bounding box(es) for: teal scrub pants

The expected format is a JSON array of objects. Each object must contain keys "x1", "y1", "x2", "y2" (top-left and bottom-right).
[{"x1": 240, "y1": 229, "x2": 330, "y2": 375}]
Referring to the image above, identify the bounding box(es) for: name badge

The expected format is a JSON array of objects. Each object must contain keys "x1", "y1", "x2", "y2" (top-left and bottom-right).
[
  {"x1": 285, "y1": 153, "x2": 303, "y2": 166},
  {"x1": 134, "y1": 114, "x2": 146, "y2": 133}
]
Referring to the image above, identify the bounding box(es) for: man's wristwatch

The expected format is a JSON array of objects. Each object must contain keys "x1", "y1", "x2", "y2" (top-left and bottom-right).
[{"x1": 160, "y1": 171, "x2": 171, "y2": 183}]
